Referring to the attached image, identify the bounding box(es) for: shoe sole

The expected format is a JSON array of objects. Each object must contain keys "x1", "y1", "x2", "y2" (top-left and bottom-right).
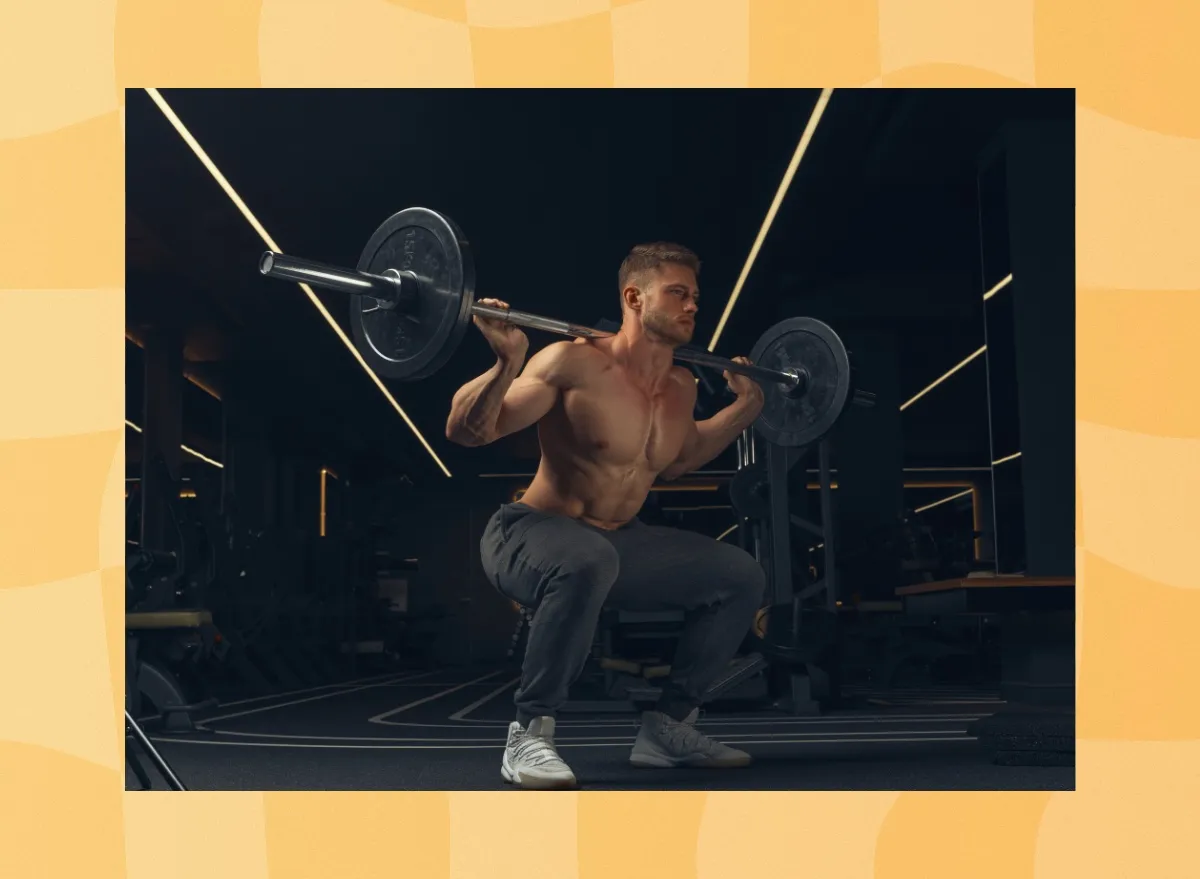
[
  {"x1": 502, "y1": 762, "x2": 577, "y2": 790},
  {"x1": 629, "y1": 752, "x2": 752, "y2": 770}
]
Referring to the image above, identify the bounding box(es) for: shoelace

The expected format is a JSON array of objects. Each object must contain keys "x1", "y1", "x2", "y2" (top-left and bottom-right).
[
  {"x1": 661, "y1": 719, "x2": 717, "y2": 755},
  {"x1": 512, "y1": 733, "x2": 566, "y2": 768}
]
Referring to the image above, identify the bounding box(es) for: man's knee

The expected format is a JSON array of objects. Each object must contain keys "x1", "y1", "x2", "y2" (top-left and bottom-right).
[
  {"x1": 716, "y1": 545, "x2": 766, "y2": 606},
  {"x1": 550, "y1": 538, "x2": 620, "y2": 602}
]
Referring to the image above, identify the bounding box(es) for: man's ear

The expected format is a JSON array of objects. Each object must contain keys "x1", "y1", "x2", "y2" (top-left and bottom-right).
[{"x1": 622, "y1": 285, "x2": 643, "y2": 313}]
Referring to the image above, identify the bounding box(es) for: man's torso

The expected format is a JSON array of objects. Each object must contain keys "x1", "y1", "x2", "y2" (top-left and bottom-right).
[{"x1": 519, "y1": 341, "x2": 693, "y2": 529}]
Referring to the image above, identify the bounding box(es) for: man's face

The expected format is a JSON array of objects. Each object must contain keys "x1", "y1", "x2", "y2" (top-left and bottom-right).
[{"x1": 638, "y1": 263, "x2": 699, "y2": 347}]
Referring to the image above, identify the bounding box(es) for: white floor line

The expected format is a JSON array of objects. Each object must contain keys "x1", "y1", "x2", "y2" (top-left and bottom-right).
[
  {"x1": 149, "y1": 733, "x2": 976, "y2": 751},
  {"x1": 368, "y1": 672, "x2": 504, "y2": 724},
  {"x1": 441, "y1": 712, "x2": 987, "y2": 730},
  {"x1": 207, "y1": 712, "x2": 987, "y2": 732},
  {"x1": 200, "y1": 670, "x2": 442, "y2": 725},
  {"x1": 207, "y1": 727, "x2": 973, "y2": 744},
  {"x1": 448, "y1": 676, "x2": 520, "y2": 721},
  {"x1": 214, "y1": 670, "x2": 435, "y2": 708}
]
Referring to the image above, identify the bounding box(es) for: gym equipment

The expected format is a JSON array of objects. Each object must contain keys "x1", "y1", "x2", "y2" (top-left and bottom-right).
[
  {"x1": 126, "y1": 710, "x2": 187, "y2": 790},
  {"x1": 258, "y1": 207, "x2": 860, "y2": 448},
  {"x1": 728, "y1": 463, "x2": 770, "y2": 521},
  {"x1": 126, "y1": 546, "x2": 220, "y2": 732},
  {"x1": 749, "y1": 317, "x2": 851, "y2": 448}
]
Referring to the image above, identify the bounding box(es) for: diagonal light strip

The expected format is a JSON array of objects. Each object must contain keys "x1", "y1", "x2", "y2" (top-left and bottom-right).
[
  {"x1": 125, "y1": 419, "x2": 224, "y2": 469},
  {"x1": 716, "y1": 523, "x2": 739, "y2": 541},
  {"x1": 143, "y1": 88, "x2": 451, "y2": 479},
  {"x1": 914, "y1": 487, "x2": 973, "y2": 514},
  {"x1": 899, "y1": 345, "x2": 987, "y2": 412},
  {"x1": 897, "y1": 277, "x2": 1013, "y2": 413},
  {"x1": 992, "y1": 451, "x2": 1022, "y2": 466},
  {"x1": 708, "y1": 88, "x2": 834, "y2": 354},
  {"x1": 983, "y1": 273, "x2": 1013, "y2": 301}
]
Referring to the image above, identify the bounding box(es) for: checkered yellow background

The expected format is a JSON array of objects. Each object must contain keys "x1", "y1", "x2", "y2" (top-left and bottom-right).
[{"x1": 2, "y1": 0, "x2": 1198, "y2": 876}]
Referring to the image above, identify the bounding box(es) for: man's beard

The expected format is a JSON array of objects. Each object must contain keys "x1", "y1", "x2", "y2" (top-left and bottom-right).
[{"x1": 642, "y1": 309, "x2": 692, "y2": 346}]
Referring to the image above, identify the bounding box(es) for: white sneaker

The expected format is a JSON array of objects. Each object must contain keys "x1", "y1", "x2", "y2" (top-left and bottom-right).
[
  {"x1": 629, "y1": 710, "x2": 752, "y2": 769},
  {"x1": 501, "y1": 717, "x2": 578, "y2": 790}
]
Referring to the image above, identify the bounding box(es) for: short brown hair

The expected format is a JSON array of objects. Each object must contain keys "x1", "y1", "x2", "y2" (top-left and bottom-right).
[{"x1": 618, "y1": 242, "x2": 700, "y2": 309}]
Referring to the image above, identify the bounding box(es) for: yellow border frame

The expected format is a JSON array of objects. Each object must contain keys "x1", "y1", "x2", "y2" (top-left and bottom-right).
[{"x1": 2, "y1": 2, "x2": 1198, "y2": 877}]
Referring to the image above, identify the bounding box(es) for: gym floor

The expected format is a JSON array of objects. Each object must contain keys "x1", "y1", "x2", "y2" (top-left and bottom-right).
[{"x1": 132, "y1": 668, "x2": 1074, "y2": 791}]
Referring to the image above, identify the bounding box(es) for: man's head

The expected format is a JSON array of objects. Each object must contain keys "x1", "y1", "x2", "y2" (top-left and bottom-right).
[{"x1": 617, "y1": 242, "x2": 701, "y2": 347}]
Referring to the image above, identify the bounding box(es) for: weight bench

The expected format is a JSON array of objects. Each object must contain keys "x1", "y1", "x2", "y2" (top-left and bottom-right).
[
  {"x1": 896, "y1": 575, "x2": 1075, "y2": 765},
  {"x1": 126, "y1": 609, "x2": 219, "y2": 733}
]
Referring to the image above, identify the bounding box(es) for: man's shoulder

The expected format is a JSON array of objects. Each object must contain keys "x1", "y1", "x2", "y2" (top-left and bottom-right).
[{"x1": 529, "y1": 339, "x2": 607, "y2": 385}]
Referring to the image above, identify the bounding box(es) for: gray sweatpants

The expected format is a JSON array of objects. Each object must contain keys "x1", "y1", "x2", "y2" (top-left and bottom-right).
[{"x1": 480, "y1": 502, "x2": 765, "y2": 724}]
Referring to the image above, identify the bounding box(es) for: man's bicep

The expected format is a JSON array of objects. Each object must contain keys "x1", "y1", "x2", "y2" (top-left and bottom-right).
[{"x1": 493, "y1": 342, "x2": 574, "y2": 438}]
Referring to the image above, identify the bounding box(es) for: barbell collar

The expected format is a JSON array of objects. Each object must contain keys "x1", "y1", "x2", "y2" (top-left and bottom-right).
[{"x1": 259, "y1": 251, "x2": 419, "y2": 311}]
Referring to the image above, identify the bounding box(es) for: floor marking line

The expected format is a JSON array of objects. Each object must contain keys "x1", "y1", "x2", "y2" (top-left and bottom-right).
[
  {"x1": 148, "y1": 734, "x2": 977, "y2": 751},
  {"x1": 207, "y1": 727, "x2": 973, "y2": 744},
  {"x1": 368, "y1": 671, "x2": 504, "y2": 724},
  {"x1": 448, "y1": 676, "x2": 520, "y2": 721},
  {"x1": 200, "y1": 670, "x2": 442, "y2": 725}
]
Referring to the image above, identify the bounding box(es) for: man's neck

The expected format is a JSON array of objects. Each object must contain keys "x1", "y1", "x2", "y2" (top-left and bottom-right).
[{"x1": 611, "y1": 324, "x2": 675, "y2": 390}]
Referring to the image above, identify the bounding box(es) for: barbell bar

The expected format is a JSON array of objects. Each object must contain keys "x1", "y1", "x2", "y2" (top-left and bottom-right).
[
  {"x1": 256, "y1": 206, "x2": 863, "y2": 447},
  {"x1": 259, "y1": 250, "x2": 808, "y2": 396}
]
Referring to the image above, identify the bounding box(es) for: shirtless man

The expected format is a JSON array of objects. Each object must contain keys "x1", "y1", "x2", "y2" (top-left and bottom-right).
[{"x1": 445, "y1": 243, "x2": 766, "y2": 790}]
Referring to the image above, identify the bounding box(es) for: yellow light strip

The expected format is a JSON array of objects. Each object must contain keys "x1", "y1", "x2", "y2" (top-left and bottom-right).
[
  {"x1": 899, "y1": 345, "x2": 987, "y2": 411},
  {"x1": 914, "y1": 488, "x2": 973, "y2": 514},
  {"x1": 320, "y1": 468, "x2": 329, "y2": 537},
  {"x1": 181, "y1": 444, "x2": 224, "y2": 469},
  {"x1": 708, "y1": 88, "x2": 834, "y2": 353},
  {"x1": 992, "y1": 451, "x2": 1022, "y2": 466},
  {"x1": 983, "y1": 273, "x2": 1013, "y2": 301},
  {"x1": 143, "y1": 88, "x2": 451, "y2": 479},
  {"x1": 125, "y1": 418, "x2": 224, "y2": 468},
  {"x1": 319, "y1": 467, "x2": 340, "y2": 537},
  {"x1": 716, "y1": 523, "x2": 739, "y2": 541}
]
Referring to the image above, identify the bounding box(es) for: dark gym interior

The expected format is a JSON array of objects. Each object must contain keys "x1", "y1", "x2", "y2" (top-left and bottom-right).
[{"x1": 124, "y1": 88, "x2": 1075, "y2": 791}]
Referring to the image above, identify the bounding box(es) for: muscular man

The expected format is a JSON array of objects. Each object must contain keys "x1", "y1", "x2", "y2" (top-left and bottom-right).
[{"x1": 445, "y1": 243, "x2": 766, "y2": 789}]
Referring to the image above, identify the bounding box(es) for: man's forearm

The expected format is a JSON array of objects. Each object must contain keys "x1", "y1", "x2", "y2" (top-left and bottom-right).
[
  {"x1": 445, "y1": 357, "x2": 522, "y2": 446},
  {"x1": 683, "y1": 395, "x2": 763, "y2": 472}
]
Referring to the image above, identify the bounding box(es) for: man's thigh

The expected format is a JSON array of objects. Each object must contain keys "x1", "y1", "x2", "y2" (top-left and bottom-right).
[
  {"x1": 481, "y1": 505, "x2": 618, "y2": 608},
  {"x1": 603, "y1": 523, "x2": 763, "y2": 611}
]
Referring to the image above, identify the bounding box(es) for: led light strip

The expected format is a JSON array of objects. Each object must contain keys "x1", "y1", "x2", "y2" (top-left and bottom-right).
[
  {"x1": 992, "y1": 451, "x2": 1021, "y2": 466},
  {"x1": 900, "y1": 345, "x2": 987, "y2": 411},
  {"x1": 125, "y1": 419, "x2": 224, "y2": 469},
  {"x1": 143, "y1": 88, "x2": 451, "y2": 479},
  {"x1": 320, "y1": 467, "x2": 339, "y2": 537},
  {"x1": 716, "y1": 523, "x2": 739, "y2": 541},
  {"x1": 708, "y1": 88, "x2": 834, "y2": 353},
  {"x1": 983, "y1": 273, "x2": 1012, "y2": 301},
  {"x1": 899, "y1": 274, "x2": 1015, "y2": 412},
  {"x1": 914, "y1": 487, "x2": 973, "y2": 514}
]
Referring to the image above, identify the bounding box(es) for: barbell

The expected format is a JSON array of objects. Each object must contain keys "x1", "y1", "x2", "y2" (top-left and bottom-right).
[{"x1": 258, "y1": 206, "x2": 870, "y2": 447}]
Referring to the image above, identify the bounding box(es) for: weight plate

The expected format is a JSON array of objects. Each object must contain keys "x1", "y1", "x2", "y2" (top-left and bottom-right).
[
  {"x1": 728, "y1": 463, "x2": 770, "y2": 520},
  {"x1": 750, "y1": 317, "x2": 852, "y2": 447},
  {"x1": 352, "y1": 207, "x2": 476, "y2": 381}
]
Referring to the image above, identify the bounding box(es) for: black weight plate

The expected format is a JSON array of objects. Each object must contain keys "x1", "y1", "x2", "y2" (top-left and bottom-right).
[
  {"x1": 728, "y1": 463, "x2": 770, "y2": 520},
  {"x1": 351, "y1": 207, "x2": 475, "y2": 381},
  {"x1": 750, "y1": 317, "x2": 851, "y2": 447}
]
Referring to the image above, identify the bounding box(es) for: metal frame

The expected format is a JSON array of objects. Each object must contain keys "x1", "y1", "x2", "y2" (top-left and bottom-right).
[{"x1": 126, "y1": 710, "x2": 188, "y2": 791}]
